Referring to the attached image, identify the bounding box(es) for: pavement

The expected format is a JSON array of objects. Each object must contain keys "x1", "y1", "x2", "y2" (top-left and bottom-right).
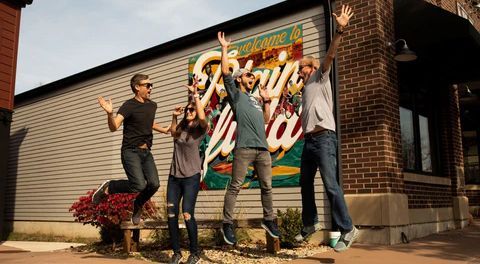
[{"x1": 0, "y1": 219, "x2": 479, "y2": 264}]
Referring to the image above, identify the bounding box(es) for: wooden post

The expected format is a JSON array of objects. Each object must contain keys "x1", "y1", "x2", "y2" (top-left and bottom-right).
[
  {"x1": 123, "y1": 229, "x2": 131, "y2": 253},
  {"x1": 132, "y1": 229, "x2": 140, "y2": 252},
  {"x1": 266, "y1": 232, "x2": 280, "y2": 254}
]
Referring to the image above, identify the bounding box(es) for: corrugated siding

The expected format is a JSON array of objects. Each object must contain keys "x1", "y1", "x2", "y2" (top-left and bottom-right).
[
  {"x1": 7, "y1": 5, "x2": 331, "y2": 227},
  {"x1": 0, "y1": 3, "x2": 20, "y2": 110}
]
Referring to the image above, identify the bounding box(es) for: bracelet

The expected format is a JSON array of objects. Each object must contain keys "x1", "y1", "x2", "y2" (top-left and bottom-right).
[
  {"x1": 193, "y1": 94, "x2": 200, "y2": 98},
  {"x1": 336, "y1": 28, "x2": 344, "y2": 35}
]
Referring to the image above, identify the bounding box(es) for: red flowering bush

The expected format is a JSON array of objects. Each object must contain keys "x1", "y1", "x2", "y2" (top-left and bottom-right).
[{"x1": 69, "y1": 190, "x2": 158, "y2": 229}]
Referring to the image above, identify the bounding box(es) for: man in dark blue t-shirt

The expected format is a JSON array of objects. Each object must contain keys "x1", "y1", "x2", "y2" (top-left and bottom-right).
[{"x1": 95, "y1": 73, "x2": 170, "y2": 225}]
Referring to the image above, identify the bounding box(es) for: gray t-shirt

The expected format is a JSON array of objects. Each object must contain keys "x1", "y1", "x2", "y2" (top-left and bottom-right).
[
  {"x1": 169, "y1": 127, "x2": 206, "y2": 178},
  {"x1": 300, "y1": 66, "x2": 336, "y2": 133},
  {"x1": 223, "y1": 74, "x2": 268, "y2": 149}
]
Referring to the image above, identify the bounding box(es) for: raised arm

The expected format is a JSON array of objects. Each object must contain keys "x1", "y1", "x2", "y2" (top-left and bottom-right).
[
  {"x1": 321, "y1": 5, "x2": 354, "y2": 73},
  {"x1": 218, "y1": 31, "x2": 231, "y2": 76},
  {"x1": 186, "y1": 76, "x2": 208, "y2": 129},
  {"x1": 170, "y1": 105, "x2": 184, "y2": 137},
  {"x1": 217, "y1": 31, "x2": 240, "y2": 103},
  {"x1": 98, "y1": 96, "x2": 124, "y2": 132}
]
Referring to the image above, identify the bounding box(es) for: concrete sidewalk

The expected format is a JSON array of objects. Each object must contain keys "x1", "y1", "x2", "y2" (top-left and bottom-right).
[
  {"x1": 1, "y1": 241, "x2": 85, "y2": 252},
  {"x1": 0, "y1": 220, "x2": 479, "y2": 263},
  {"x1": 0, "y1": 241, "x2": 148, "y2": 264},
  {"x1": 291, "y1": 219, "x2": 480, "y2": 264}
]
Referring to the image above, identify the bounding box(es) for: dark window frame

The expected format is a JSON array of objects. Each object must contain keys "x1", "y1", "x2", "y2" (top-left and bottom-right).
[{"x1": 399, "y1": 84, "x2": 441, "y2": 176}]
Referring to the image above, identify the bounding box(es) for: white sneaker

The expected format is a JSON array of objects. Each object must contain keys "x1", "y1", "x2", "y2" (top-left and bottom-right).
[{"x1": 334, "y1": 226, "x2": 359, "y2": 252}]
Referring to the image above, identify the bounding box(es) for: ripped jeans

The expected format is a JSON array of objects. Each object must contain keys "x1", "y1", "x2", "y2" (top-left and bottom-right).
[{"x1": 167, "y1": 173, "x2": 200, "y2": 254}]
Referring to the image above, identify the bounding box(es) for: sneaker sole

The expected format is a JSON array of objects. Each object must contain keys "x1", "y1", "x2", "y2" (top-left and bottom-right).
[
  {"x1": 92, "y1": 181, "x2": 109, "y2": 204},
  {"x1": 220, "y1": 228, "x2": 235, "y2": 245},
  {"x1": 261, "y1": 223, "x2": 280, "y2": 239}
]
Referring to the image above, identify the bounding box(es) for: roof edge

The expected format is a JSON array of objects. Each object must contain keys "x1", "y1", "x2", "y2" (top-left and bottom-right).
[{"x1": 15, "y1": 0, "x2": 317, "y2": 106}]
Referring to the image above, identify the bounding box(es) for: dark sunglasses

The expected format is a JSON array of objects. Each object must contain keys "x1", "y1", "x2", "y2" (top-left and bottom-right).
[
  {"x1": 185, "y1": 107, "x2": 195, "y2": 113},
  {"x1": 139, "y1": 83, "x2": 153, "y2": 89},
  {"x1": 298, "y1": 64, "x2": 311, "y2": 71},
  {"x1": 242, "y1": 72, "x2": 255, "y2": 78}
]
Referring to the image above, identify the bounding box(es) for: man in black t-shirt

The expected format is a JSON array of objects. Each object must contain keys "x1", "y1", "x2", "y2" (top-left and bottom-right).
[{"x1": 95, "y1": 73, "x2": 170, "y2": 225}]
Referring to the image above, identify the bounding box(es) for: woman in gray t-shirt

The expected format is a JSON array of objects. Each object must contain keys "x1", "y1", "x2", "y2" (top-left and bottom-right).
[{"x1": 167, "y1": 77, "x2": 208, "y2": 264}]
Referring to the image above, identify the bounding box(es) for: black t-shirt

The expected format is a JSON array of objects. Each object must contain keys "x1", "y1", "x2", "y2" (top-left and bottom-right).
[{"x1": 117, "y1": 98, "x2": 157, "y2": 150}]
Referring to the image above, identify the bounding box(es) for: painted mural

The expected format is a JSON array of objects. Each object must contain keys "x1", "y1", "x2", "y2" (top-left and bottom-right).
[{"x1": 188, "y1": 25, "x2": 306, "y2": 190}]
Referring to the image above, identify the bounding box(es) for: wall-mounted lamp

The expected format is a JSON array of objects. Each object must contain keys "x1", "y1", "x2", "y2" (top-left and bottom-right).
[{"x1": 387, "y1": 39, "x2": 417, "y2": 62}]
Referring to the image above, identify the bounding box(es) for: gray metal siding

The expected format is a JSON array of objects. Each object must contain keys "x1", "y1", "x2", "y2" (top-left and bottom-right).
[{"x1": 7, "y1": 5, "x2": 331, "y2": 227}]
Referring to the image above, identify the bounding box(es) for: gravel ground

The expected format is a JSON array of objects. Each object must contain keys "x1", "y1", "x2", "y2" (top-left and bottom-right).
[{"x1": 74, "y1": 241, "x2": 330, "y2": 263}]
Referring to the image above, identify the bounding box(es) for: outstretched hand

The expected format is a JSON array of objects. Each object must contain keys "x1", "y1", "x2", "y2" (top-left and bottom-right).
[
  {"x1": 184, "y1": 74, "x2": 200, "y2": 94},
  {"x1": 173, "y1": 106, "x2": 184, "y2": 117},
  {"x1": 98, "y1": 96, "x2": 113, "y2": 114},
  {"x1": 259, "y1": 84, "x2": 271, "y2": 102},
  {"x1": 333, "y1": 5, "x2": 354, "y2": 28},
  {"x1": 217, "y1": 31, "x2": 231, "y2": 48}
]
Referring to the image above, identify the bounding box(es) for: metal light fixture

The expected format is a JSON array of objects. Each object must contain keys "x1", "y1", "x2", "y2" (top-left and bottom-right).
[{"x1": 388, "y1": 39, "x2": 417, "y2": 62}]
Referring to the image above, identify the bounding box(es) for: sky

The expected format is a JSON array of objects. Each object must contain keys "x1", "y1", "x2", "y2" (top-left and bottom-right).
[{"x1": 15, "y1": 0, "x2": 284, "y2": 95}]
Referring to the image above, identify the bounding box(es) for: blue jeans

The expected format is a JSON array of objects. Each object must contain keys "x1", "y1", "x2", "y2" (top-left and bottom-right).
[
  {"x1": 300, "y1": 131, "x2": 353, "y2": 232},
  {"x1": 167, "y1": 173, "x2": 200, "y2": 254},
  {"x1": 223, "y1": 148, "x2": 274, "y2": 224},
  {"x1": 109, "y1": 147, "x2": 160, "y2": 207}
]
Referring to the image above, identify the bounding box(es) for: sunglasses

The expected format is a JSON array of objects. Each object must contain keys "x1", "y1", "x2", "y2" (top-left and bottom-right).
[
  {"x1": 139, "y1": 83, "x2": 153, "y2": 89},
  {"x1": 242, "y1": 72, "x2": 255, "y2": 78},
  {"x1": 298, "y1": 65, "x2": 311, "y2": 71},
  {"x1": 185, "y1": 107, "x2": 195, "y2": 113}
]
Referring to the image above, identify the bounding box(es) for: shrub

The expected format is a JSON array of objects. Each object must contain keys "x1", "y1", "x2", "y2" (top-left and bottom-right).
[
  {"x1": 69, "y1": 190, "x2": 157, "y2": 243},
  {"x1": 277, "y1": 208, "x2": 303, "y2": 248}
]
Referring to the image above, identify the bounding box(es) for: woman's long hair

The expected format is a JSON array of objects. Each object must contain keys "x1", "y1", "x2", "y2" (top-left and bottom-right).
[{"x1": 173, "y1": 101, "x2": 204, "y2": 140}]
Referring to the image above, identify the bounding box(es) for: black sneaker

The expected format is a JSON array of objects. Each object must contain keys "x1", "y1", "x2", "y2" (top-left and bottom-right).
[
  {"x1": 92, "y1": 180, "x2": 110, "y2": 204},
  {"x1": 294, "y1": 222, "x2": 322, "y2": 242},
  {"x1": 261, "y1": 220, "x2": 280, "y2": 238},
  {"x1": 169, "y1": 252, "x2": 182, "y2": 264},
  {"x1": 221, "y1": 223, "x2": 237, "y2": 245},
  {"x1": 186, "y1": 253, "x2": 200, "y2": 264},
  {"x1": 132, "y1": 202, "x2": 143, "y2": 225}
]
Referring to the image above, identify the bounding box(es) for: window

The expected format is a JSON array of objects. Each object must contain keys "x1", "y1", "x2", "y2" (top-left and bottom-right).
[
  {"x1": 399, "y1": 84, "x2": 438, "y2": 174},
  {"x1": 463, "y1": 130, "x2": 480, "y2": 184},
  {"x1": 400, "y1": 107, "x2": 415, "y2": 170},
  {"x1": 419, "y1": 115, "x2": 432, "y2": 172}
]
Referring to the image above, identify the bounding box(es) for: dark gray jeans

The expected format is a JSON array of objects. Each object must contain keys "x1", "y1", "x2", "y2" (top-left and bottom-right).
[
  {"x1": 223, "y1": 147, "x2": 274, "y2": 224},
  {"x1": 109, "y1": 147, "x2": 160, "y2": 207}
]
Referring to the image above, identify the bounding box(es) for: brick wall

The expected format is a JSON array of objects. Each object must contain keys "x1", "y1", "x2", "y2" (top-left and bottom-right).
[
  {"x1": 430, "y1": 0, "x2": 480, "y2": 32},
  {"x1": 466, "y1": 190, "x2": 480, "y2": 205},
  {"x1": 439, "y1": 85, "x2": 466, "y2": 197},
  {"x1": 337, "y1": 0, "x2": 404, "y2": 194},
  {"x1": 405, "y1": 182, "x2": 453, "y2": 208},
  {"x1": 0, "y1": 2, "x2": 21, "y2": 111},
  {"x1": 466, "y1": 189, "x2": 480, "y2": 215}
]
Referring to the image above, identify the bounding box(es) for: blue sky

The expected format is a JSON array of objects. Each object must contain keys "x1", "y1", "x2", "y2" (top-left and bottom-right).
[{"x1": 15, "y1": 0, "x2": 284, "y2": 95}]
